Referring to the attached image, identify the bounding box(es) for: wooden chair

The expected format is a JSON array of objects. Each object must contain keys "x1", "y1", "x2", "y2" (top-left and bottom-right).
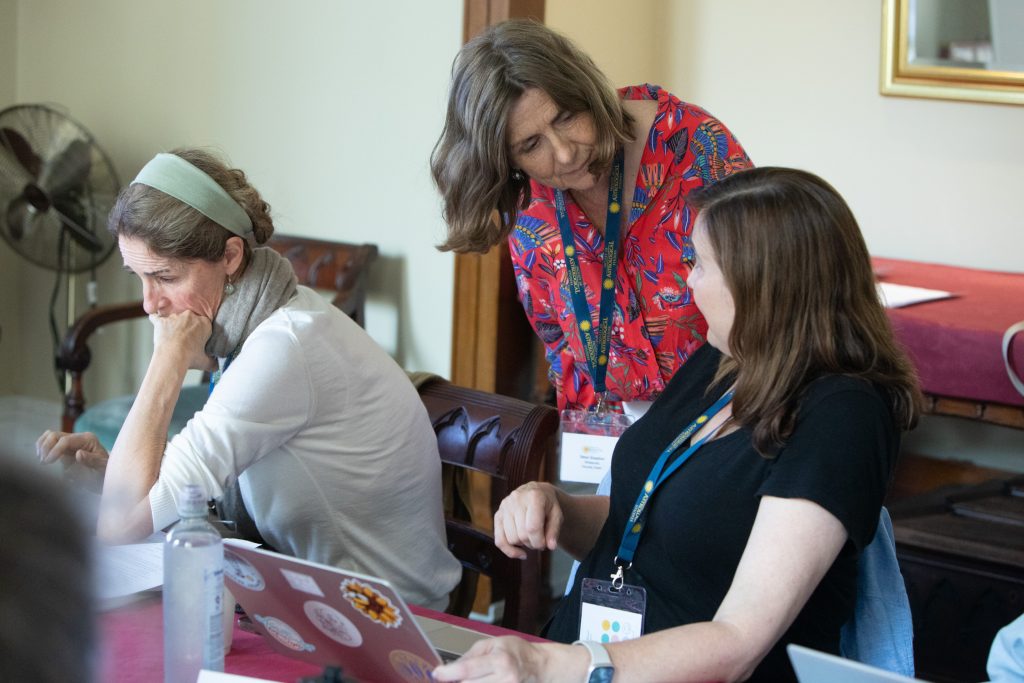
[
  {"x1": 58, "y1": 234, "x2": 378, "y2": 433},
  {"x1": 417, "y1": 377, "x2": 558, "y2": 635}
]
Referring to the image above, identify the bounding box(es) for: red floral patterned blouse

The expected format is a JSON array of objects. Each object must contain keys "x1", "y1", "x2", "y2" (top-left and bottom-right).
[{"x1": 509, "y1": 84, "x2": 752, "y2": 411}]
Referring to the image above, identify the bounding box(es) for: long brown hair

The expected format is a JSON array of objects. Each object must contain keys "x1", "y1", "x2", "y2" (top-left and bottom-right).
[
  {"x1": 688, "y1": 167, "x2": 921, "y2": 456},
  {"x1": 430, "y1": 19, "x2": 634, "y2": 254}
]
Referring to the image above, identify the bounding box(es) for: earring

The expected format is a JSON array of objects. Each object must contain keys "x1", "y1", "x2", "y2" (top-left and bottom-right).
[
  {"x1": 511, "y1": 168, "x2": 525, "y2": 182},
  {"x1": 224, "y1": 280, "x2": 236, "y2": 296}
]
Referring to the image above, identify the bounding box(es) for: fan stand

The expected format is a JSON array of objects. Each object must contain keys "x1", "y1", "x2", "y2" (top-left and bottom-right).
[
  {"x1": 63, "y1": 267, "x2": 76, "y2": 395},
  {"x1": 56, "y1": 228, "x2": 86, "y2": 396}
]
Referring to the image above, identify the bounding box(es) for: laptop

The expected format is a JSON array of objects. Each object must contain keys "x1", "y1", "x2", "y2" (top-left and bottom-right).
[
  {"x1": 222, "y1": 540, "x2": 488, "y2": 682},
  {"x1": 788, "y1": 644, "x2": 923, "y2": 683}
]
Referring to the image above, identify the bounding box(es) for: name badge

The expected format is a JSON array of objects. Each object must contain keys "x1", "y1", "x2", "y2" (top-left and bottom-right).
[
  {"x1": 559, "y1": 409, "x2": 632, "y2": 484},
  {"x1": 578, "y1": 578, "x2": 646, "y2": 643}
]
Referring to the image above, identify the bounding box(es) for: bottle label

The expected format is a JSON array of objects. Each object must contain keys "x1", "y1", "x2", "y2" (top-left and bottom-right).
[{"x1": 203, "y1": 566, "x2": 225, "y2": 668}]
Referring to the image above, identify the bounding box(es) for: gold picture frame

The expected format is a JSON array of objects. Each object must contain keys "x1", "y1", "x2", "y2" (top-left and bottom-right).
[{"x1": 880, "y1": 0, "x2": 1024, "y2": 106}]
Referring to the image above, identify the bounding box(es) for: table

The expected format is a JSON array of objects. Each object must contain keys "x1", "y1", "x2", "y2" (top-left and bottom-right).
[
  {"x1": 99, "y1": 596, "x2": 545, "y2": 683},
  {"x1": 875, "y1": 257, "x2": 1024, "y2": 427}
]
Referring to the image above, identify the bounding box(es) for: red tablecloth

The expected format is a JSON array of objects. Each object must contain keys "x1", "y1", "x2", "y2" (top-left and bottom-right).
[
  {"x1": 875, "y1": 257, "x2": 1024, "y2": 408},
  {"x1": 99, "y1": 596, "x2": 545, "y2": 683}
]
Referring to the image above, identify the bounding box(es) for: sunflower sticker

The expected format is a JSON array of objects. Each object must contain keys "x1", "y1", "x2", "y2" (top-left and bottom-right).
[{"x1": 340, "y1": 579, "x2": 403, "y2": 628}]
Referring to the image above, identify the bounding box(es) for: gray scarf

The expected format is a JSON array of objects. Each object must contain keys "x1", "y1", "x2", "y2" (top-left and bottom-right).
[
  {"x1": 205, "y1": 246, "x2": 298, "y2": 359},
  {"x1": 207, "y1": 246, "x2": 296, "y2": 545}
]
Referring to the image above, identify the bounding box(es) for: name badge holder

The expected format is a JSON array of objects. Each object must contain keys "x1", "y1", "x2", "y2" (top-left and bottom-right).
[
  {"x1": 577, "y1": 389, "x2": 734, "y2": 643},
  {"x1": 578, "y1": 577, "x2": 646, "y2": 644},
  {"x1": 559, "y1": 409, "x2": 632, "y2": 484},
  {"x1": 556, "y1": 150, "x2": 629, "y2": 485}
]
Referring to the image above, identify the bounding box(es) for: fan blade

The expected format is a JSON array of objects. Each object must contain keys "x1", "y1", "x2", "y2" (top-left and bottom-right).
[
  {"x1": 5, "y1": 197, "x2": 28, "y2": 241},
  {"x1": 0, "y1": 126, "x2": 42, "y2": 177},
  {"x1": 0, "y1": 142, "x2": 34, "y2": 192},
  {"x1": 50, "y1": 203, "x2": 103, "y2": 253},
  {"x1": 40, "y1": 138, "x2": 93, "y2": 200}
]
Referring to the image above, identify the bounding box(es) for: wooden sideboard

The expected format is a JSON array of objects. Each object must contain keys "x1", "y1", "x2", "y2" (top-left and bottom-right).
[
  {"x1": 876, "y1": 258, "x2": 1024, "y2": 682},
  {"x1": 889, "y1": 477, "x2": 1024, "y2": 683}
]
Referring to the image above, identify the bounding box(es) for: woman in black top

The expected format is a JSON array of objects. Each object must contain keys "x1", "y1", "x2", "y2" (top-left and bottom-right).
[{"x1": 434, "y1": 167, "x2": 921, "y2": 683}]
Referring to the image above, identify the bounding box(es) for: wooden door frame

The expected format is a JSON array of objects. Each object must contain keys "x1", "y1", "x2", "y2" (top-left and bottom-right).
[
  {"x1": 450, "y1": 0, "x2": 549, "y2": 620},
  {"x1": 451, "y1": 0, "x2": 545, "y2": 397}
]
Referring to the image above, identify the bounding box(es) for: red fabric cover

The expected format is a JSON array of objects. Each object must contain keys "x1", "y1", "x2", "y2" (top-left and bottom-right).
[
  {"x1": 875, "y1": 257, "x2": 1024, "y2": 407},
  {"x1": 100, "y1": 597, "x2": 545, "y2": 682}
]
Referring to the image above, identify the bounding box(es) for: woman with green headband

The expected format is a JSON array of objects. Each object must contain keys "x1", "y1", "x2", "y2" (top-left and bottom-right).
[{"x1": 36, "y1": 148, "x2": 461, "y2": 610}]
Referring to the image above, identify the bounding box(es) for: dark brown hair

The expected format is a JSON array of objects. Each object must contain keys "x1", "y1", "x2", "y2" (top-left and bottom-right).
[
  {"x1": 108, "y1": 147, "x2": 274, "y2": 269},
  {"x1": 430, "y1": 19, "x2": 634, "y2": 253},
  {"x1": 688, "y1": 167, "x2": 921, "y2": 456},
  {"x1": 0, "y1": 461, "x2": 94, "y2": 682}
]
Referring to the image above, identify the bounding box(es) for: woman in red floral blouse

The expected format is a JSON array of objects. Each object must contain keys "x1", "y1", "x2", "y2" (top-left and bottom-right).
[{"x1": 432, "y1": 20, "x2": 752, "y2": 412}]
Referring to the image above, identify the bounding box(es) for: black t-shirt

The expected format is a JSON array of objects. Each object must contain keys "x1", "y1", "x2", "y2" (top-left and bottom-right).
[{"x1": 545, "y1": 344, "x2": 899, "y2": 682}]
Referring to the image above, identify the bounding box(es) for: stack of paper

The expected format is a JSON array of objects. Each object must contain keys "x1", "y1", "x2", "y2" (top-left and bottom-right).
[
  {"x1": 877, "y1": 282, "x2": 954, "y2": 309},
  {"x1": 94, "y1": 540, "x2": 164, "y2": 605}
]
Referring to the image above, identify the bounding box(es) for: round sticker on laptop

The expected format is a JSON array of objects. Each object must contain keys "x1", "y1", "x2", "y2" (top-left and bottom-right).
[
  {"x1": 223, "y1": 550, "x2": 265, "y2": 591},
  {"x1": 340, "y1": 578, "x2": 403, "y2": 628},
  {"x1": 303, "y1": 600, "x2": 363, "y2": 647},
  {"x1": 254, "y1": 614, "x2": 315, "y2": 652},
  {"x1": 389, "y1": 649, "x2": 436, "y2": 682}
]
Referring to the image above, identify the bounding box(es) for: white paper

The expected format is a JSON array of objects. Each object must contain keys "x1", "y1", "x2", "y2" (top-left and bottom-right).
[
  {"x1": 197, "y1": 671, "x2": 277, "y2": 682},
  {"x1": 560, "y1": 432, "x2": 619, "y2": 484},
  {"x1": 94, "y1": 540, "x2": 164, "y2": 601},
  {"x1": 877, "y1": 282, "x2": 954, "y2": 308}
]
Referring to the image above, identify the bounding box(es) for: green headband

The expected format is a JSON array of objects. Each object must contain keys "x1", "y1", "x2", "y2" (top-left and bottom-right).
[{"x1": 132, "y1": 153, "x2": 253, "y2": 237}]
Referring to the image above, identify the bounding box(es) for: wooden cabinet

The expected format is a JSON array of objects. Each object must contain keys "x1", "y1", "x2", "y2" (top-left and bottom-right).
[{"x1": 891, "y1": 477, "x2": 1024, "y2": 683}]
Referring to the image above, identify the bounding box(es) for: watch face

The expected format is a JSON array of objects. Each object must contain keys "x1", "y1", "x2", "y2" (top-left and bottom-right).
[{"x1": 589, "y1": 666, "x2": 614, "y2": 683}]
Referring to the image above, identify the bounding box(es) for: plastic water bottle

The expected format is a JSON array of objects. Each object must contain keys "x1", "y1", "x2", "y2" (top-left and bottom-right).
[{"x1": 164, "y1": 484, "x2": 224, "y2": 683}]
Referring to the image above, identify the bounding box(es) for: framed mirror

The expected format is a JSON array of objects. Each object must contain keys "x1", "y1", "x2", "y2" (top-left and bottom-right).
[{"x1": 881, "y1": 0, "x2": 1024, "y2": 106}]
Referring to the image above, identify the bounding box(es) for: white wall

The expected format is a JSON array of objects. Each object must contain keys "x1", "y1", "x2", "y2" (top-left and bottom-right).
[
  {"x1": 668, "y1": 1, "x2": 1024, "y2": 274},
  {"x1": 7, "y1": 0, "x2": 463, "y2": 404},
  {"x1": 545, "y1": 0, "x2": 668, "y2": 89},
  {"x1": 548, "y1": 0, "x2": 1024, "y2": 472},
  {"x1": 0, "y1": 0, "x2": 18, "y2": 395}
]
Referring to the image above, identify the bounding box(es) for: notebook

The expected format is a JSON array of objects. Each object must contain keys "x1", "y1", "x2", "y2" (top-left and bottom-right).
[
  {"x1": 788, "y1": 644, "x2": 923, "y2": 683},
  {"x1": 222, "y1": 540, "x2": 488, "y2": 682}
]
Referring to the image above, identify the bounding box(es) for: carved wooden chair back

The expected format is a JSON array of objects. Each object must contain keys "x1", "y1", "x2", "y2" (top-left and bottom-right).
[{"x1": 417, "y1": 377, "x2": 558, "y2": 634}]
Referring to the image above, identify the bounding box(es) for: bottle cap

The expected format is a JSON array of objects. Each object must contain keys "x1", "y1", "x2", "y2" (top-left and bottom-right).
[{"x1": 176, "y1": 484, "x2": 208, "y2": 518}]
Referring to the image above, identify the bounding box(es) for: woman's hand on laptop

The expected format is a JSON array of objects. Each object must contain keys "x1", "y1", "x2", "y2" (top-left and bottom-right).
[{"x1": 432, "y1": 636, "x2": 587, "y2": 683}]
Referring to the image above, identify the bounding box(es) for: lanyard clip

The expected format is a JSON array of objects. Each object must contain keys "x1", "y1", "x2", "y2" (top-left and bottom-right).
[{"x1": 610, "y1": 556, "x2": 631, "y2": 591}]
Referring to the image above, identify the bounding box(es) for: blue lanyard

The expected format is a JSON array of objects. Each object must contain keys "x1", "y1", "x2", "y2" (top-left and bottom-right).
[
  {"x1": 553, "y1": 149, "x2": 625, "y2": 398},
  {"x1": 611, "y1": 388, "x2": 735, "y2": 586}
]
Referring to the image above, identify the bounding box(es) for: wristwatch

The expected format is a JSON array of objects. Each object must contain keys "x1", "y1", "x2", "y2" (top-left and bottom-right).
[{"x1": 573, "y1": 640, "x2": 615, "y2": 683}]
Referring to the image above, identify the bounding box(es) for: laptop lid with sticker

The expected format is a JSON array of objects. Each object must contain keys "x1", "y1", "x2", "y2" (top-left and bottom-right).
[{"x1": 223, "y1": 540, "x2": 442, "y2": 683}]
